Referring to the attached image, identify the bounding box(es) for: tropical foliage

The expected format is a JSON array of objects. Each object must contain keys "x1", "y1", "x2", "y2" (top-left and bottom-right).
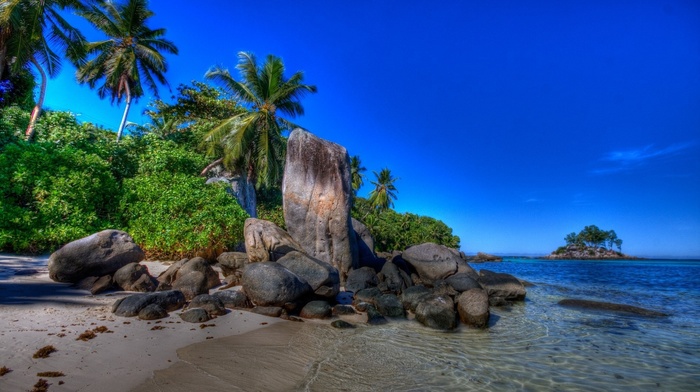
[
  {"x1": 0, "y1": 0, "x2": 87, "y2": 140},
  {"x1": 202, "y1": 51, "x2": 317, "y2": 189},
  {"x1": 564, "y1": 225, "x2": 623, "y2": 251},
  {"x1": 368, "y1": 168, "x2": 398, "y2": 211},
  {"x1": 76, "y1": 0, "x2": 178, "y2": 141},
  {"x1": 350, "y1": 155, "x2": 366, "y2": 195}
]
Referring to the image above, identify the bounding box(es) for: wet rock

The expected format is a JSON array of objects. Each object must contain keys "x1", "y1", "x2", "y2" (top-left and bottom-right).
[
  {"x1": 415, "y1": 295, "x2": 457, "y2": 330},
  {"x1": 331, "y1": 320, "x2": 356, "y2": 329},
  {"x1": 366, "y1": 304, "x2": 388, "y2": 325},
  {"x1": 457, "y1": 288, "x2": 490, "y2": 328},
  {"x1": 558, "y1": 299, "x2": 669, "y2": 317},
  {"x1": 332, "y1": 304, "x2": 357, "y2": 316},
  {"x1": 375, "y1": 294, "x2": 405, "y2": 318},
  {"x1": 478, "y1": 269, "x2": 526, "y2": 301},
  {"x1": 446, "y1": 273, "x2": 482, "y2": 293},
  {"x1": 48, "y1": 230, "x2": 144, "y2": 283},
  {"x1": 300, "y1": 300, "x2": 333, "y2": 319},
  {"x1": 400, "y1": 285, "x2": 432, "y2": 312},
  {"x1": 353, "y1": 287, "x2": 382, "y2": 306},
  {"x1": 283, "y1": 129, "x2": 358, "y2": 283}
]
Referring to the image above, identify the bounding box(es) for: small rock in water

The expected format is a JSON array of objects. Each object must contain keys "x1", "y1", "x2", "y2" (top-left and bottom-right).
[{"x1": 331, "y1": 320, "x2": 356, "y2": 329}]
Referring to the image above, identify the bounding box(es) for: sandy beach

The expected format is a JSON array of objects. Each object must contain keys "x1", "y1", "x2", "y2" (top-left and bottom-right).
[{"x1": 0, "y1": 254, "x2": 282, "y2": 392}]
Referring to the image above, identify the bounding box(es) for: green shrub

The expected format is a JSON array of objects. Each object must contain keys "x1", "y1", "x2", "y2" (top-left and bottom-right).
[
  {"x1": 120, "y1": 172, "x2": 249, "y2": 260},
  {"x1": 0, "y1": 105, "x2": 29, "y2": 149},
  {"x1": 0, "y1": 142, "x2": 119, "y2": 252}
]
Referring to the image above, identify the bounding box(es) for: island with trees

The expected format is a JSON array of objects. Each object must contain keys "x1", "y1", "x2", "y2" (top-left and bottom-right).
[{"x1": 545, "y1": 225, "x2": 640, "y2": 260}]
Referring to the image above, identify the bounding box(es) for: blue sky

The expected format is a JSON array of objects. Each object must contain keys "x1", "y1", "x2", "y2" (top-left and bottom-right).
[{"x1": 42, "y1": 0, "x2": 700, "y2": 258}]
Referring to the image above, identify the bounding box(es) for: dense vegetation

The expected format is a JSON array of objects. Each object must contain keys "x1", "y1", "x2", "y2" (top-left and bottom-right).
[
  {"x1": 559, "y1": 225, "x2": 623, "y2": 252},
  {"x1": 0, "y1": 0, "x2": 461, "y2": 257}
]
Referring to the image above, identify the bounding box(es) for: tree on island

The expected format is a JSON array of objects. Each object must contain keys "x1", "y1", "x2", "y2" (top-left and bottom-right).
[
  {"x1": 76, "y1": 0, "x2": 178, "y2": 142},
  {"x1": 201, "y1": 51, "x2": 317, "y2": 215},
  {"x1": 0, "y1": 0, "x2": 87, "y2": 141},
  {"x1": 564, "y1": 225, "x2": 623, "y2": 252}
]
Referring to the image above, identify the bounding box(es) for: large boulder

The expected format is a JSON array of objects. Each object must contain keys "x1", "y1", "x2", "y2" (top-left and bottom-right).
[
  {"x1": 352, "y1": 218, "x2": 379, "y2": 268},
  {"x1": 414, "y1": 295, "x2": 458, "y2": 330},
  {"x1": 457, "y1": 288, "x2": 490, "y2": 328},
  {"x1": 241, "y1": 262, "x2": 312, "y2": 307},
  {"x1": 277, "y1": 251, "x2": 340, "y2": 299},
  {"x1": 48, "y1": 230, "x2": 145, "y2": 283},
  {"x1": 445, "y1": 273, "x2": 481, "y2": 293},
  {"x1": 113, "y1": 263, "x2": 156, "y2": 292},
  {"x1": 379, "y1": 261, "x2": 411, "y2": 294},
  {"x1": 244, "y1": 218, "x2": 303, "y2": 262},
  {"x1": 401, "y1": 243, "x2": 461, "y2": 285},
  {"x1": 112, "y1": 290, "x2": 186, "y2": 317},
  {"x1": 478, "y1": 269, "x2": 526, "y2": 302},
  {"x1": 345, "y1": 267, "x2": 379, "y2": 294},
  {"x1": 300, "y1": 300, "x2": 332, "y2": 319},
  {"x1": 283, "y1": 129, "x2": 358, "y2": 283},
  {"x1": 216, "y1": 252, "x2": 248, "y2": 277},
  {"x1": 176, "y1": 257, "x2": 221, "y2": 289},
  {"x1": 172, "y1": 271, "x2": 209, "y2": 301}
]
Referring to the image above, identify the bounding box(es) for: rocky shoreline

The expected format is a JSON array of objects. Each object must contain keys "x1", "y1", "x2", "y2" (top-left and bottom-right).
[{"x1": 543, "y1": 245, "x2": 641, "y2": 260}]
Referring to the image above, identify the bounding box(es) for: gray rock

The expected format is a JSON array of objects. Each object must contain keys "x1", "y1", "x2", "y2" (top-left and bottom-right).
[
  {"x1": 250, "y1": 306, "x2": 284, "y2": 317},
  {"x1": 558, "y1": 299, "x2": 669, "y2": 317},
  {"x1": 244, "y1": 218, "x2": 303, "y2": 262},
  {"x1": 402, "y1": 243, "x2": 461, "y2": 284},
  {"x1": 172, "y1": 271, "x2": 209, "y2": 301},
  {"x1": 355, "y1": 302, "x2": 371, "y2": 312},
  {"x1": 457, "y1": 288, "x2": 490, "y2": 328},
  {"x1": 353, "y1": 218, "x2": 378, "y2": 268},
  {"x1": 188, "y1": 294, "x2": 226, "y2": 316},
  {"x1": 48, "y1": 230, "x2": 145, "y2": 283},
  {"x1": 379, "y1": 261, "x2": 410, "y2": 294},
  {"x1": 478, "y1": 269, "x2": 526, "y2": 301},
  {"x1": 345, "y1": 267, "x2": 379, "y2": 294},
  {"x1": 241, "y1": 262, "x2": 312, "y2": 307},
  {"x1": 216, "y1": 252, "x2": 248, "y2": 277},
  {"x1": 207, "y1": 174, "x2": 257, "y2": 218},
  {"x1": 113, "y1": 263, "x2": 156, "y2": 292},
  {"x1": 300, "y1": 300, "x2": 333, "y2": 319},
  {"x1": 446, "y1": 273, "x2": 482, "y2": 292},
  {"x1": 400, "y1": 285, "x2": 432, "y2": 312},
  {"x1": 283, "y1": 129, "x2": 358, "y2": 283},
  {"x1": 366, "y1": 304, "x2": 388, "y2": 325},
  {"x1": 331, "y1": 320, "x2": 356, "y2": 329},
  {"x1": 353, "y1": 287, "x2": 382, "y2": 306},
  {"x1": 91, "y1": 275, "x2": 115, "y2": 295},
  {"x1": 176, "y1": 257, "x2": 220, "y2": 289},
  {"x1": 180, "y1": 308, "x2": 211, "y2": 323},
  {"x1": 332, "y1": 304, "x2": 357, "y2": 316},
  {"x1": 456, "y1": 260, "x2": 480, "y2": 281},
  {"x1": 277, "y1": 251, "x2": 340, "y2": 299},
  {"x1": 138, "y1": 304, "x2": 168, "y2": 320},
  {"x1": 212, "y1": 290, "x2": 251, "y2": 309},
  {"x1": 156, "y1": 258, "x2": 188, "y2": 286},
  {"x1": 415, "y1": 295, "x2": 458, "y2": 330},
  {"x1": 375, "y1": 294, "x2": 405, "y2": 318},
  {"x1": 432, "y1": 280, "x2": 460, "y2": 298},
  {"x1": 112, "y1": 290, "x2": 186, "y2": 317}
]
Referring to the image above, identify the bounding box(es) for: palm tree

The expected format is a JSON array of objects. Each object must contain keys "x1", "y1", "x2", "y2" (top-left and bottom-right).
[
  {"x1": 350, "y1": 155, "x2": 366, "y2": 195},
  {"x1": 0, "y1": 0, "x2": 87, "y2": 140},
  {"x1": 202, "y1": 51, "x2": 317, "y2": 211},
  {"x1": 76, "y1": 0, "x2": 178, "y2": 142},
  {"x1": 368, "y1": 168, "x2": 398, "y2": 212}
]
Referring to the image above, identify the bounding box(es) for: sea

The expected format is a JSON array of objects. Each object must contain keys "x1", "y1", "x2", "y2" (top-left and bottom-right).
[{"x1": 292, "y1": 258, "x2": 700, "y2": 391}]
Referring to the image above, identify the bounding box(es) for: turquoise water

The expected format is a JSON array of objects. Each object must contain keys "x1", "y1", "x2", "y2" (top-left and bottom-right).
[{"x1": 297, "y1": 259, "x2": 700, "y2": 391}]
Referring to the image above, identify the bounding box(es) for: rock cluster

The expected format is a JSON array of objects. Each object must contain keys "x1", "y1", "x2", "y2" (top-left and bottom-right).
[{"x1": 544, "y1": 245, "x2": 638, "y2": 260}]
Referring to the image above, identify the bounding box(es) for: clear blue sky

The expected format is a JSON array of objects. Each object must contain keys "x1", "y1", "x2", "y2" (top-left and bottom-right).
[{"x1": 42, "y1": 0, "x2": 700, "y2": 258}]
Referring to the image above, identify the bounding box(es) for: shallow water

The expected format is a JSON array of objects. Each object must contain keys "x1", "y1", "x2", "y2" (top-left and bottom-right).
[{"x1": 294, "y1": 259, "x2": 700, "y2": 391}]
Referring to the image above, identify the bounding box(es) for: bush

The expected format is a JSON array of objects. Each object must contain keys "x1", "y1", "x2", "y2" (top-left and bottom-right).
[
  {"x1": 0, "y1": 142, "x2": 119, "y2": 252},
  {"x1": 0, "y1": 105, "x2": 29, "y2": 149},
  {"x1": 120, "y1": 172, "x2": 249, "y2": 260}
]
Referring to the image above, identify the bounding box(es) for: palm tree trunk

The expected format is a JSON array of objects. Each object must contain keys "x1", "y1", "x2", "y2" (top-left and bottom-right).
[
  {"x1": 25, "y1": 56, "x2": 46, "y2": 141},
  {"x1": 116, "y1": 83, "x2": 132, "y2": 142}
]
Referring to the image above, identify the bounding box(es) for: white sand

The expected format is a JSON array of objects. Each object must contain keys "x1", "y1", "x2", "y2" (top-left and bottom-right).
[{"x1": 0, "y1": 254, "x2": 280, "y2": 392}]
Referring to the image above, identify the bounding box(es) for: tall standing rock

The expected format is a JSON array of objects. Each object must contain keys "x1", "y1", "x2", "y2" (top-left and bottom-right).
[{"x1": 283, "y1": 129, "x2": 358, "y2": 283}]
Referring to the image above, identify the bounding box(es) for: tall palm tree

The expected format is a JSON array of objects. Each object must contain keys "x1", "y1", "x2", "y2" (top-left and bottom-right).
[
  {"x1": 350, "y1": 155, "x2": 366, "y2": 195},
  {"x1": 0, "y1": 0, "x2": 86, "y2": 140},
  {"x1": 76, "y1": 0, "x2": 177, "y2": 142},
  {"x1": 203, "y1": 51, "x2": 317, "y2": 195},
  {"x1": 368, "y1": 168, "x2": 398, "y2": 211}
]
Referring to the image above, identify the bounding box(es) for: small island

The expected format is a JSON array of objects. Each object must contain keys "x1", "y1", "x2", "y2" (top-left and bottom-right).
[{"x1": 544, "y1": 225, "x2": 640, "y2": 260}]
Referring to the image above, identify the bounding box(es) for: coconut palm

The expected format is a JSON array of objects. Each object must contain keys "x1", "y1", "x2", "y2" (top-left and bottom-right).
[
  {"x1": 350, "y1": 155, "x2": 366, "y2": 195},
  {"x1": 76, "y1": 0, "x2": 178, "y2": 142},
  {"x1": 368, "y1": 168, "x2": 398, "y2": 211},
  {"x1": 203, "y1": 51, "x2": 317, "y2": 192},
  {"x1": 0, "y1": 0, "x2": 87, "y2": 140}
]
